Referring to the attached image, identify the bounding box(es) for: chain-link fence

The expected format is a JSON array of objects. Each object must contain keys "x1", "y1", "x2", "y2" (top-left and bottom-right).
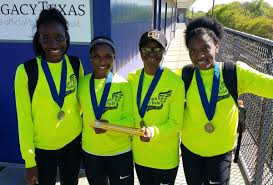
[{"x1": 216, "y1": 27, "x2": 273, "y2": 185}]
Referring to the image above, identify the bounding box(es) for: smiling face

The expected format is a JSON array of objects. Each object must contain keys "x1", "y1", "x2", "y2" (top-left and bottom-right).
[
  {"x1": 38, "y1": 21, "x2": 67, "y2": 62},
  {"x1": 188, "y1": 33, "x2": 219, "y2": 70},
  {"x1": 90, "y1": 44, "x2": 114, "y2": 79},
  {"x1": 140, "y1": 40, "x2": 165, "y2": 74}
]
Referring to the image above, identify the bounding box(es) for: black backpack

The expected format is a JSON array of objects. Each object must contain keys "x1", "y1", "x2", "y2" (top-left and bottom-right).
[
  {"x1": 182, "y1": 61, "x2": 244, "y2": 163},
  {"x1": 23, "y1": 56, "x2": 80, "y2": 102}
]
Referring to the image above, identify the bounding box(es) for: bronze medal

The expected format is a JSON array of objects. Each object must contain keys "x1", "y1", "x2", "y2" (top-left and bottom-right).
[
  {"x1": 58, "y1": 110, "x2": 65, "y2": 120},
  {"x1": 204, "y1": 122, "x2": 214, "y2": 133},
  {"x1": 140, "y1": 120, "x2": 146, "y2": 128}
]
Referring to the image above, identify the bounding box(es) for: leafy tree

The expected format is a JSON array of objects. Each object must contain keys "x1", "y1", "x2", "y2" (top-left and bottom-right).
[{"x1": 188, "y1": 0, "x2": 273, "y2": 40}]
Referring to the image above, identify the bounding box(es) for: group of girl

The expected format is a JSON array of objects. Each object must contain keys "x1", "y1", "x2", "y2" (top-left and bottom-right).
[{"x1": 15, "y1": 8, "x2": 273, "y2": 185}]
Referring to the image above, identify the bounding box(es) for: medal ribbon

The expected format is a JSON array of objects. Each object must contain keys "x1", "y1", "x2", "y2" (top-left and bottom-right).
[
  {"x1": 90, "y1": 72, "x2": 113, "y2": 120},
  {"x1": 137, "y1": 67, "x2": 164, "y2": 118},
  {"x1": 41, "y1": 58, "x2": 67, "y2": 109},
  {"x1": 195, "y1": 63, "x2": 220, "y2": 121}
]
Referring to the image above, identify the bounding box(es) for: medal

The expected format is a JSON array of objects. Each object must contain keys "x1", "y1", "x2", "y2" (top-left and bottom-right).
[
  {"x1": 58, "y1": 110, "x2": 65, "y2": 120},
  {"x1": 137, "y1": 67, "x2": 164, "y2": 126},
  {"x1": 140, "y1": 120, "x2": 146, "y2": 128},
  {"x1": 204, "y1": 122, "x2": 214, "y2": 133},
  {"x1": 196, "y1": 63, "x2": 220, "y2": 133},
  {"x1": 41, "y1": 58, "x2": 67, "y2": 120}
]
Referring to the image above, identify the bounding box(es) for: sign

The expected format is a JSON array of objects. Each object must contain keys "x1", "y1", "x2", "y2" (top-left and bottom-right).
[{"x1": 0, "y1": 0, "x2": 91, "y2": 43}]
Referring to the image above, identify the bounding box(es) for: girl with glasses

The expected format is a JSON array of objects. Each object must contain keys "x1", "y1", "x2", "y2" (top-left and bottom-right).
[{"x1": 127, "y1": 30, "x2": 184, "y2": 185}]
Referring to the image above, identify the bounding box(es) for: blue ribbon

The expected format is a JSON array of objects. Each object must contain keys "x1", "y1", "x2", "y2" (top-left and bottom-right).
[
  {"x1": 90, "y1": 72, "x2": 113, "y2": 120},
  {"x1": 41, "y1": 58, "x2": 67, "y2": 108},
  {"x1": 195, "y1": 63, "x2": 220, "y2": 121},
  {"x1": 137, "y1": 67, "x2": 164, "y2": 118}
]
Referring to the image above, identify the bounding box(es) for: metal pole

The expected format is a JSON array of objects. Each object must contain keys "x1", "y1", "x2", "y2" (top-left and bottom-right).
[{"x1": 212, "y1": 0, "x2": 215, "y2": 16}]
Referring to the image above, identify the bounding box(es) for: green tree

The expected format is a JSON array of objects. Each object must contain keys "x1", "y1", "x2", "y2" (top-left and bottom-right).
[{"x1": 189, "y1": 0, "x2": 273, "y2": 40}]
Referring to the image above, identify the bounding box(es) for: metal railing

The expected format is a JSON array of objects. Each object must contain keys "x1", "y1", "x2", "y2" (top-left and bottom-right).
[{"x1": 216, "y1": 27, "x2": 273, "y2": 185}]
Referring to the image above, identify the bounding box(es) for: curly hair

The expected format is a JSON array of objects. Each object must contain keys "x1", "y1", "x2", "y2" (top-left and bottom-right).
[
  {"x1": 185, "y1": 17, "x2": 224, "y2": 48},
  {"x1": 32, "y1": 8, "x2": 70, "y2": 56}
]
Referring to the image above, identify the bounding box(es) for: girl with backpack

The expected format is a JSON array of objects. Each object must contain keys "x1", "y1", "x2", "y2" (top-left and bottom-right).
[
  {"x1": 178, "y1": 16, "x2": 273, "y2": 185},
  {"x1": 14, "y1": 8, "x2": 83, "y2": 185}
]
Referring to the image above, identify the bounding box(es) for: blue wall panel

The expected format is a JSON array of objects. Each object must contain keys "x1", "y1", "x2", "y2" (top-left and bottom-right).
[
  {"x1": 93, "y1": 0, "x2": 111, "y2": 37},
  {"x1": 157, "y1": 0, "x2": 175, "y2": 45},
  {"x1": 111, "y1": 0, "x2": 153, "y2": 72}
]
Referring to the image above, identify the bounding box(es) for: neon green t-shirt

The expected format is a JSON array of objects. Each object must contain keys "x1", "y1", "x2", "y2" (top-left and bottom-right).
[
  {"x1": 180, "y1": 61, "x2": 273, "y2": 157},
  {"x1": 127, "y1": 68, "x2": 184, "y2": 169},
  {"x1": 14, "y1": 55, "x2": 84, "y2": 168},
  {"x1": 78, "y1": 73, "x2": 134, "y2": 156}
]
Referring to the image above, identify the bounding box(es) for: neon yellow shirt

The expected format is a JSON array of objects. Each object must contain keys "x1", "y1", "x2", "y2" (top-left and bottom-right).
[
  {"x1": 14, "y1": 55, "x2": 84, "y2": 168},
  {"x1": 78, "y1": 73, "x2": 134, "y2": 156},
  {"x1": 127, "y1": 68, "x2": 184, "y2": 169},
  {"x1": 180, "y1": 61, "x2": 273, "y2": 157}
]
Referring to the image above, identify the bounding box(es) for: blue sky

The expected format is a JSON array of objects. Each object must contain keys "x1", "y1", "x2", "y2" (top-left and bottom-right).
[{"x1": 190, "y1": 0, "x2": 273, "y2": 12}]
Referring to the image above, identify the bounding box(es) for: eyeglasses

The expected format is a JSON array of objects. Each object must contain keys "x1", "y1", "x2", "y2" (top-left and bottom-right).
[{"x1": 141, "y1": 47, "x2": 164, "y2": 54}]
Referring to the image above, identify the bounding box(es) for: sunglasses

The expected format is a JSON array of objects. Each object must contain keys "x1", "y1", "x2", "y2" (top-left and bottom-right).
[{"x1": 141, "y1": 47, "x2": 164, "y2": 54}]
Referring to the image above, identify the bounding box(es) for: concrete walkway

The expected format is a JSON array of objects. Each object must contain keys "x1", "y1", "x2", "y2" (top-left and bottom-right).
[
  {"x1": 0, "y1": 23, "x2": 246, "y2": 185},
  {"x1": 162, "y1": 23, "x2": 191, "y2": 70}
]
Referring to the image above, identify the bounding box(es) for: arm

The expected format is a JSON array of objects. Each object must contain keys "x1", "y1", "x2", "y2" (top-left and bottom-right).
[
  {"x1": 78, "y1": 59, "x2": 84, "y2": 77},
  {"x1": 117, "y1": 82, "x2": 134, "y2": 127},
  {"x1": 14, "y1": 65, "x2": 36, "y2": 168},
  {"x1": 77, "y1": 59, "x2": 85, "y2": 114},
  {"x1": 237, "y1": 61, "x2": 273, "y2": 98},
  {"x1": 151, "y1": 80, "x2": 185, "y2": 140}
]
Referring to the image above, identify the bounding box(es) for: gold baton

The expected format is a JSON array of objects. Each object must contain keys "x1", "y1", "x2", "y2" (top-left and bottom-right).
[{"x1": 90, "y1": 121, "x2": 145, "y2": 136}]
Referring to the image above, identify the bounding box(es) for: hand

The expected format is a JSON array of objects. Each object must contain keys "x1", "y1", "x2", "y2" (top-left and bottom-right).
[
  {"x1": 93, "y1": 119, "x2": 108, "y2": 134},
  {"x1": 25, "y1": 166, "x2": 39, "y2": 185},
  {"x1": 140, "y1": 127, "x2": 152, "y2": 142}
]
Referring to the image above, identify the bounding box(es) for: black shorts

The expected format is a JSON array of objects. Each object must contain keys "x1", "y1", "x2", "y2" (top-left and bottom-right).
[
  {"x1": 35, "y1": 134, "x2": 82, "y2": 185},
  {"x1": 181, "y1": 143, "x2": 232, "y2": 185},
  {"x1": 135, "y1": 163, "x2": 178, "y2": 185},
  {"x1": 83, "y1": 151, "x2": 134, "y2": 185}
]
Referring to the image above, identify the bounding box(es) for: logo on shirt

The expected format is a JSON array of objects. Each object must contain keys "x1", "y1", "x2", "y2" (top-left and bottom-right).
[
  {"x1": 146, "y1": 90, "x2": 172, "y2": 112},
  {"x1": 217, "y1": 80, "x2": 230, "y2": 102},
  {"x1": 103, "y1": 91, "x2": 124, "y2": 113},
  {"x1": 65, "y1": 74, "x2": 77, "y2": 96}
]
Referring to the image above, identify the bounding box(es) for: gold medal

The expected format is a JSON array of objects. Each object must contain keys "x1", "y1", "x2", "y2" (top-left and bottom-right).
[
  {"x1": 140, "y1": 120, "x2": 146, "y2": 128},
  {"x1": 204, "y1": 122, "x2": 214, "y2": 133},
  {"x1": 58, "y1": 110, "x2": 65, "y2": 120}
]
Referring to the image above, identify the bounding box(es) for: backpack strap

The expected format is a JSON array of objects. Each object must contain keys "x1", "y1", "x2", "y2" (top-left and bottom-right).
[
  {"x1": 24, "y1": 56, "x2": 81, "y2": 102},
  {"x1": 182, "y1": 64, "x2": 195, "y2": 94},
  {"x1": 222, "y1": 61, "x2": 238, "y2": 104},
  {"x1": 24, "y1": 58, "x2": 38, "y2": 102},
  {"x1": 222, "y1": 61, "x2": 244, "y2": 163},
  {"x1": 68, "y1": 55, "x2": 80, "y2": 82},
  {"x1": 182, "y1": 62, "x2": 238, "y2": 101}
]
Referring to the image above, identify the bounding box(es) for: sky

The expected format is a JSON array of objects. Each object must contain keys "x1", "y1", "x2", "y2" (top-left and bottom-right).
[{"x1": 190, "y1": 0, "x2": 273, "y2": 12}]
